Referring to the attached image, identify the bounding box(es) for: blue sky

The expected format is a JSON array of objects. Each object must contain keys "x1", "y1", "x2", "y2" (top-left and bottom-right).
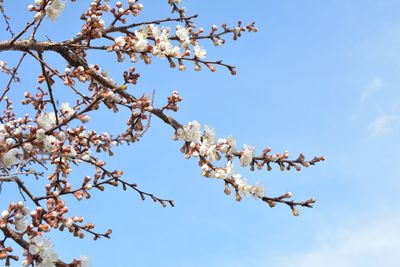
[{"x1": 1, "y1": 0, "x2": 400, "y2": 266}]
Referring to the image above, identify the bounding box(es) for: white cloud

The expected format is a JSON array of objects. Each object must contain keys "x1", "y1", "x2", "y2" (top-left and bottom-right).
[
  {"x1": 361, "y1": 77, "x2": 384, "y2": 100},
  {"x1": 368, "y1": 115, "x2": 398, "y2": 135},
  {"x1": 277, "y1": 217, "x2": 400, "y2": 267}
]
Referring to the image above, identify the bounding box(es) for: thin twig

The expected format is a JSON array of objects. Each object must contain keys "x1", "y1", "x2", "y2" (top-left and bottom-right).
[
  {"x1": 37, "y1": 51, "x2": 60, "y2": 125},
  {"x1": 0, "y1": 1, "x2": 14, "y2": 37},
  {"x1": 0, "y1": 52, "x2": 27, "y2": 102},
  {"x1": 9, "y1": 20, "x2": 36, "y2": 46}
]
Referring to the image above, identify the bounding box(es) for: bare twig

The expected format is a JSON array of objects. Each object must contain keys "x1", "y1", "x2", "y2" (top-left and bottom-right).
[
  {"x1": 0, "y1": 52, "x2": 27, "y2": 102},
  {"x1": 37, "y1": 51, "x2": 60, "y2": 125},
  {"x1": 0, "y1": 1, "x2": 14, "y2": 37}
]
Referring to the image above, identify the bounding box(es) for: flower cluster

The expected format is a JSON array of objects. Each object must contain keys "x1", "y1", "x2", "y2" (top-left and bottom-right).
[
  {"x1": 175, "y1": 120, "x2": 266, "y2": 199},
  {"x1": 1, "y1": 147, "x2": 22, "y2": 167},
  {"x1": 36, "y1": 112, "x2": 56, "y2": 131},
  {"x1": 163, "y1": 90, "x2": 182, "y2": 112},
  {"x1": 176, "y1": 25, "x2": 190, "y2": 47},
  {"x1": 28, "y1": 0, "x2": 66, "y2": 21},
  {"x1": 27, "y1": 235, "x2": 58, "y2": 267},
  {"x1": 0, "y1": 201, "x2": 29, "y2": 231},
  {"x1": 233, "y1": 174, "x2": 265, "y2": 198},
  {"x1": 176, "y1": 120, "x2": 201, "y2": 145},
  {"x1": 111, "y1": 23, "x2": 207, "y2": 63}
]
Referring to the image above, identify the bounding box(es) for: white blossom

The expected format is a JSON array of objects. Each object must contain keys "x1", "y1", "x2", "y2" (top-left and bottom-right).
[
  {"x1": 1, "y1": 148, "x2": 22, "y2": 167},
  {"x1": 60, "y1": 102, "x2": 75, "y2": 118},
  {"x1": 213, "y1": 168, "x2": 226, "y2": 179},
  {"x1": 56, "y1": 131, "x2": 67, "y2": 142},
  {"x1": 42, "y1": 135, "x2": 59, "y2": 152},
  {"x1": 225, "y1": 161, "x2": 236, "y2": 177},
  {"x1": 165, "y1": 45, "x2": 182, "y2": 57},
  {"x1": 37, "y1": 112, "x2": 56, "y2": 131},
  {"x1": 36, "y1": 128, "x2": 46, "y2": 140},
  {"x1": 34, "y1": 12, "x2": 44, "y2": 21},
  {"x1": 23, "y1": 143, "x2": 33, "y2": 153},
  {"x1": 208, "y1": 145, "x2": 220, "y2": 161},
  {"x1": 69, "y1": 147, "x2": 77, "y2": 157},
  {"x1": 14, "y1": 205, "x2": 29, "y2": 231},
  {"x1": 12, "y1": 127, "x2": 21, "y2": 136},
  {"x1": 134, "y1": 30, "x2": 148, "y2": 52},
  {"x1": 218, "y1": 135, "x2": 237, "y2": 154},
  {"x1": 198, "y1": 126, "x2": 218, "y2": 160},
  {"x1": 135, "y1": 38, "x2": 148, "y2": 52},
  {"x1": 233, "y1": 174, "x2": 265, "y2": 198},
  {"x1": 114, "y1": 36, "x2": 126, "y2": 47},
  {"x1": 240, "y1": 144, "x2": 255, "y2": 167},
  {"x1": 78, "y1": 114, "x2": 90, "y2": 123},
  {"x1": 193, "y1": 45, "x2": 207, "y2": 59},
  {"x1": 149, "y1": 24, "x2": 161, "y2": 37},
  {"x1": 29, "y1": 235, "x2": 58, "y2": 267},
  {"x1": 226, "y1": 136, "x2": 237, "y2": 152},
  {"x1": 5, "y1": 138, "x2": 14, "y2": 146},
  {"x1": 151, "y1": 27, "x2": 182, "y2": 58},
  {"x1": 176, "y1": 25, "x2": 190, "y2": 47},
  {"x1": 209, "y1": 161, "x2": 235, "y2": 179},
  {"x1": 64, "y1": 218, "x2": 74, "y2": 228},
  {"x1": 200, "y1": 163, "x2": 209, "y2": 172},
  {"x1": 1, "y1": 210, "x2": 9, "y2": 218},
  {"x1": 0, "y1": 133, "x2": 6, "y2": 143},
  {"x1": 233, "y1": 174, "x2": 249, "y2": 193},
  {"x1": 252, "y1": 183, "x2": 265, "y2": 198},
  {"x1": 46, "y1": 0, "x2": 66, "y2": 21},
  {"x1": 203, "y1": 126, "x2": 216, "y2": 146},
  {"x1": 79, "y1": 255, "x2": 91, "y2": 267},
  {"x1": 177, "y1": 120, "x2": 202, "y2": 144},
  {"x1": 81, "y1": 154, "x2": 90, "y2": 161}
]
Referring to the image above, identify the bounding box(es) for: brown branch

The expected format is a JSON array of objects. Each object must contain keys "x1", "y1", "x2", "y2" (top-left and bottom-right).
[
  {"x1": 0, "y1": 226, "x2": 29, "y2": 249},
  {"x1": 261, "y1": 196, "x2": 315, "y2": 209},
  {"x1": 0, "y1": 176, "x2": 41, "y2": 207},
  {"x1": 26, "y1": 50, "x2": 91, "y2": 105},
  {"x1": 150, "y1": 108, "x2": 182, "y2": 130},
  {"x1": 34, "y1": 152, "x2": 174, "y2": 207},
  {"x1": 112, "y1": 14, "x2": 198, "y2": 33},
  {"x1": 0, "y1": 1, "x2": 14, "y2": 37},
  {"x1": 0, "y1": 39, "x2": 237, "y2": 73},
  {"x1": 179, "y1": 57, "x2": 236, "y2": 72},
  {"x1": 0, "y1": 39, "x2": 60, "y2": 52},
  {"x1": 65, "y1": 15, "x2": 198, "y2": 45},
  {"x1": 9, "y1": 20, "x2": 36, "y2": 46},
  {"x1": 0, "y1": 226, "x2": 70, "y2": 267},
  {"x1": 170, "y1": 3, "x2": 193, "y2": 28},
  {"x1": 223, "y1": 176, "x2": 315, "y2": 215}
]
